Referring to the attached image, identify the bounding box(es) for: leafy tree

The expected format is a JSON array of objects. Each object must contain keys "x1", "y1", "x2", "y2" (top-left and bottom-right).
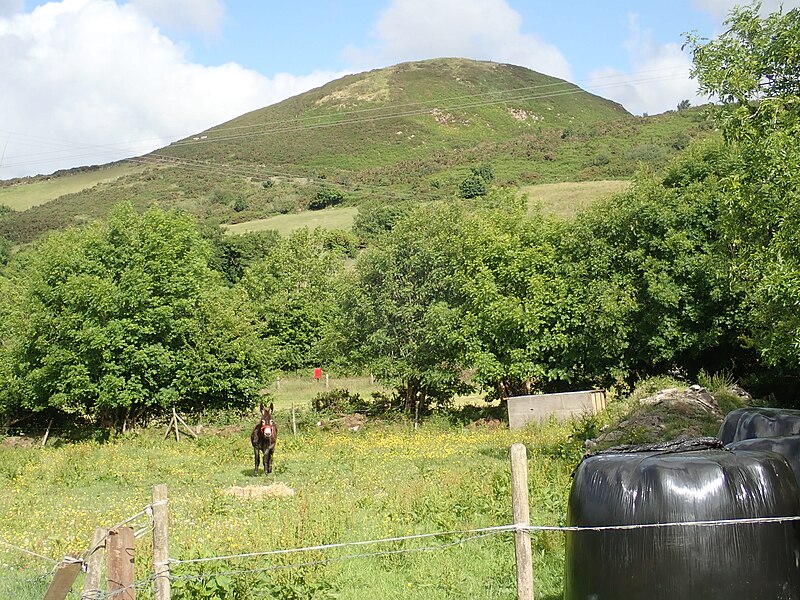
[
  {"x1": 338, "y1": 203, "x2": 471, "y2": 413},
  {"x1": 457, "y1": 191, "x2": 574, "y2": 399},
  {"x1": 561, "y1": 167, "x2": 741, "y2": 385},
  {"x1": 677, "y1": 99, "x2": 691, "y2": 111},
  {"x1": 238, "y1": 228, "x2": 344, "y2": 371},
  {"x1": 685, "y1": 3, "x2": 800, "y2": 368},
  {"x1": 0, "y1": 204, "x2": 268, "y2": 428},
  {"x1": 203, "y1": 225, "x2": 280, "y2": 285},
  {"x1": 233, "y1": 195, "x2": 248, "y2": 212},
  {"x1": 352, "y1": 200, "x2": 412, "y2": 245}
]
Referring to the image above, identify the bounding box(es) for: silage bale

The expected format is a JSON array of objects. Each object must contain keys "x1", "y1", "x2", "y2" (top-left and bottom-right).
[
  {"x1": 719, "y1": 407, "x2": 800, "y2": 444},
  {"x1": 727, "y1": 435, "x2": 800, "y2": 485},
  {"x1": 565, "y1": 441, "x2": 800, "y2": 600}
]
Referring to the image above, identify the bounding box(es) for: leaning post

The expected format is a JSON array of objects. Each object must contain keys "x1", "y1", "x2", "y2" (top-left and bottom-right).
[
  {"x1": 81, "y1": 527, "x2": 108, "y2": 599},
  {"x1": 152, "y1": 484, "x2": 171, "y2": 600},
  {"x1": 510, "y1": 443, "x2": 535, "y2": 600}
]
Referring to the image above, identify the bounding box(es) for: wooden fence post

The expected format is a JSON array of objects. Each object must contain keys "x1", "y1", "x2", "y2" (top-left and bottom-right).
[
  {"x1": 107, "y1": 527, "x2": 136, "y2": 600},
  {"x1": 81, "y1": 527, "x2": 108, "y2": 600},
  {"x1": 510, "y1": 443, "x2": 535, "y2": 600},
  {"x1": 43, "y1": 558, "x2": 82, "y2": 600},
  {"x1": 152, "y1": 484, "x2": 171, "y2": 600}
]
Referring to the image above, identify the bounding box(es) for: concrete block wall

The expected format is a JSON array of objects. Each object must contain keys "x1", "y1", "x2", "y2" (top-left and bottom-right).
[{"x1": 507, "y1": 390, "x2": 606, "y2": 430}]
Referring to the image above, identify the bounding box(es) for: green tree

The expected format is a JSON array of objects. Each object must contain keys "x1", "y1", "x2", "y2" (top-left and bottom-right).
[
  {"x1": 238, "y1": 228, "x2": 344, "y2": 371},
  {"x1": 339, "y1": 203, "x2": 471, "y2": 413},
  {"x1": 203, "y1": 225, "x2": 280, "y2": 285},
  {"x1": 309, "y1": 185, "x2": 345, "y2": 210},
  {"x1": 0, "y1": 205, "x2": 268, "y2": 428},
  {"x1": 685, "y1": 3, "x2": 800, "y2": 368},
  {"x1": 458, "y1": 191, "x2": 574, "y2": 399},
  {"x1": 561, "y1": 165, "x2": 741, "y2": 384},
  {"x1": 459, "y1": 175, "x2": 487, "y2": 199},
  {"x1": 352, "y1": 200, "x2": 412, "y2": 245}
]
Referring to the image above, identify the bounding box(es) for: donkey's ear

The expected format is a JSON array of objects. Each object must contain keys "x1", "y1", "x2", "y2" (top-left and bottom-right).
[
  {"x1": 259, "y1": 402, "x2": 264, "y2": 413},
  {"x1": 269, "y1": 402, "x2": 274, "y2": 412}
]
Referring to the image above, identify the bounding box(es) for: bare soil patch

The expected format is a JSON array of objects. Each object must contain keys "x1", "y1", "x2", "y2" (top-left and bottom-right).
[{"x1": 226, "y1": 483, "x2": 295, "y2": 500}]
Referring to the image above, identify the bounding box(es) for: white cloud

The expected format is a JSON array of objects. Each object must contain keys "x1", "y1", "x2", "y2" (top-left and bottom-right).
[
  {"x1": 345, "y1": 0, "x2": 572, "y2": 81},
  {"x1": 0, "y1": 0, "x2": 345, "y2": 178},
  {"x1": 127, "y1": 0, "x2": 224, "y2": 36},
  {"x1": 0, "y1": 0, "x2": 23, "y2": 17},
  {"x1": 584, "y1": 14, "x2": 701, "y2": 116}
]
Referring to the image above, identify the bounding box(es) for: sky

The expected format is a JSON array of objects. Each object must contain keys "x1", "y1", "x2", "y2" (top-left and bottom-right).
[{"x1": 1, "y1": 0, "x2": 798, "y2": 179}]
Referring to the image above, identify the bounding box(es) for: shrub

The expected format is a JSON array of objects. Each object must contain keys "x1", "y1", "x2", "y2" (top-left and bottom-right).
[
  {"x1": 459, "y1": 175, "x2": 487, "y2": 199},
  {"x1": 308, "y1": 186, "x2": 345, "y2": 210}
]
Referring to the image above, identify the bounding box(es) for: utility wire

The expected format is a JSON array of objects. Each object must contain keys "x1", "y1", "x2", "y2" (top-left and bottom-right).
[{"x1": 0, "y1": 66, "x2": 692, "y2": 173}]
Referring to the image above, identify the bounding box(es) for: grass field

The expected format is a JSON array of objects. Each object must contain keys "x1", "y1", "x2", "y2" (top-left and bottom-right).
[
  {"x1": 521, "y1": 180, "x2": 630, "y2": 219},
  {"x1": 223, "y1": 206, "x2": 359, "y2": 235},
  {"x1": 222, "y1": 180, "x2": 629, "y2": 237},
  {"x1": 0, "y1": 165, "x2": 143, "y2": 211},
  {"x1": 264, "y1": 374, "x2": 488, "y2": 412},
  {"x1": 0, "y1": 407, "x2": 582, "y2": 599}
]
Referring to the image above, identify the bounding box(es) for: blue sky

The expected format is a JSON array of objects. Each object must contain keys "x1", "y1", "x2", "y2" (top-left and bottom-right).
[{"x1": 1, "y1": 0, "x2": 796, "y2": 178}]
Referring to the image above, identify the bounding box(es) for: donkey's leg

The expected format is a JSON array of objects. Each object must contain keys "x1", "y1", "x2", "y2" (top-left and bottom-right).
[
  {"x1": 253, "y1": 447, "x2": 261, "y2": 476},
  {"x1": 265, "y1": 446, "x2": 274, "y2": 474}
]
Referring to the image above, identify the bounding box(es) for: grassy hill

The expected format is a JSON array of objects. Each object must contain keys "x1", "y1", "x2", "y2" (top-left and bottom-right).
[{"x1": 0, "y1": 58, "x2": 713, "y2": 244}]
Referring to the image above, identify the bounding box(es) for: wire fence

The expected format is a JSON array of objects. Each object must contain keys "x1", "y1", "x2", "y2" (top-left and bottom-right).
[{"x1": 4, "y1": 495, "x2": 800, "y2": 598}]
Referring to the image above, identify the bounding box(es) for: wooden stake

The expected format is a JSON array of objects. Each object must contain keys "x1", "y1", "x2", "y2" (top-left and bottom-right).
[
  {"x1": 510, "y1": 443, "x2": 535, "y2": 600},
  {"x1": 174, "y1": 411, "x2": 198, "y2": 439},
  {"x1": 41, "y1": 419, "x2": 53, "y2": 447},
  {"x1": 81, "y1": 527, "x2": 108, "y2": 600},
  {"x1": 292, "y1": 401, "x2": 297, "y2": 436},
  {"x1": 43, "y1": 558, "x2": 82, "y2": 600},
  {"x1": 107, "y1": 527, "x2": 136, "y2": 600},
  {"x1": 152, "y1": 484, "x2": 171, "y2": 600},
  {"x1": 164, "y1": 408, "x2": 197, "y2": 441},
  {"x1": 163, "y1": 412, "x2": 177, "y2": 440}
]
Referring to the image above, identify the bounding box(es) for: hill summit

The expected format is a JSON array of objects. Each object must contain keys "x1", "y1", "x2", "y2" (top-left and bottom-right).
[{"x1": 0, "y1": 58, "x2": 709, "y2": 244}]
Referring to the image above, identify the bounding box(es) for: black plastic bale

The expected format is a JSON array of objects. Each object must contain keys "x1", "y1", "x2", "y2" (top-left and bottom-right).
[
  {"x1": 727, "y1": 435, "x2": 800, "y2": 486},
  {"x1": 565, "y1": 447, "x2": 800, "y2": 600},
  {"x1": 719, "y1": 407, "x2": 800, "y2": 444}
]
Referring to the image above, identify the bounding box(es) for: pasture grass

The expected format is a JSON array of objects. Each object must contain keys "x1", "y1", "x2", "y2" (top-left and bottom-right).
[
  {"x1": 0, "y1": 165, "x2": 143, "y2": 211},
  {"x1": 522, "y1": 180, "x2": 631, "y2": 219},
  {"x1": 222, "y1": 206, "x2": 358, "y2": 235},
  {"x1": 0, "y1": 409, "x2": 586, "y2": 599},
  {"x1": 221, "y1": 179, "x2": 631, "y2": 239}
]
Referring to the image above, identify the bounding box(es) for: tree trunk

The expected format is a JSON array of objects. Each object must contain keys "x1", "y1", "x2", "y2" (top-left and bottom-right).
[{"x1": 404, "y1": 378, "x2": 419, "y2": 414}]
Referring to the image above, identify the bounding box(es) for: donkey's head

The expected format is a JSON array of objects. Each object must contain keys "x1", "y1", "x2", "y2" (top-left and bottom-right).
[{"x1": 258, "y1": 402, "x2": 276, "y2": 439}]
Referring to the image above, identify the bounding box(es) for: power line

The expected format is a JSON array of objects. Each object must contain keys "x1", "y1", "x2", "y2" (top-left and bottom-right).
[{"x1": 0, "y1": 65, "x2": 693, "y2": 174}]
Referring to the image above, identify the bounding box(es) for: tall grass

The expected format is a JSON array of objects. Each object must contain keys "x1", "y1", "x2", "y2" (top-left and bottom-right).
[{"x1": 0, "y1": 412, "x2": 583, "y2": 599}]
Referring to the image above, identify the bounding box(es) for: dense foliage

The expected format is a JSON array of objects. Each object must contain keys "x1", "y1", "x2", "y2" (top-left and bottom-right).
[
  {"x1": 0, "y1": 205, "x2": 269, "y2": 428},
  {"x1": 686, "y1": 3, "x2": 800, "y2": 369},
  {"x1": 0, "y1": 5, "x2": 798, "y2": 426}
]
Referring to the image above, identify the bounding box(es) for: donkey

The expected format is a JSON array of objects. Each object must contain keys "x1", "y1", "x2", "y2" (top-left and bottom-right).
[{"x1": 251, "y1": 402, "x2": 277, "y2": 476}]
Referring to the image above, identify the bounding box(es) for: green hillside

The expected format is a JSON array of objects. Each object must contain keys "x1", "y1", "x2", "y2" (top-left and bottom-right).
[{"x1": 0, "y1": 58, "x2": 713, "y2": 244}]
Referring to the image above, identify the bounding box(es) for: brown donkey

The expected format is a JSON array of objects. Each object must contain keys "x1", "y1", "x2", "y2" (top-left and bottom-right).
[{"x1": 251, "y1": 402, "x2": 277, "y2": 475}]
